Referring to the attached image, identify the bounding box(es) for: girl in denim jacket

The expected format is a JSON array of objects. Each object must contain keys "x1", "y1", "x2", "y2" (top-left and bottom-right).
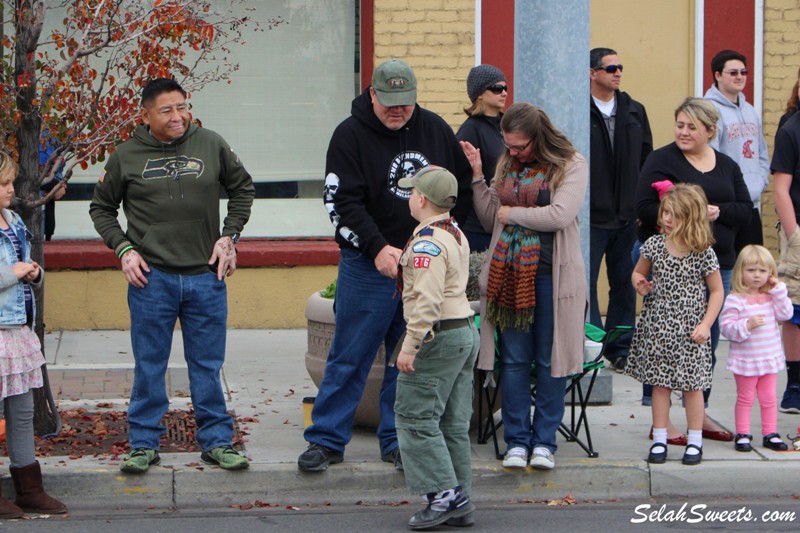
[{"x1": 0, "y1": 153, "x2": 65, "y2": 517}]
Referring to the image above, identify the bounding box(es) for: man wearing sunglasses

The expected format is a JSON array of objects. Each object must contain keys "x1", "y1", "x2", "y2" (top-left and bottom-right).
[
  {"x1": 704, "y1": 49, "x2": 769, "y2": 250},
  {"x1": 589, "y1": 47, "x2": 653, "y2": 372}
]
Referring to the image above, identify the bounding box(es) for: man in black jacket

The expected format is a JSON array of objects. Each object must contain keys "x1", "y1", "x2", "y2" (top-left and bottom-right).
[
  {"x1": 299, "y1": 59, "x2": 473, "y2": 472},
  {"x1": 589, "y1": 48, "x2": 653, "y2": 370}
]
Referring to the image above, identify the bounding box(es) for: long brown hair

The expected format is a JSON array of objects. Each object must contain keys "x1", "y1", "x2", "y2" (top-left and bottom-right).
[
  {"x1": 496, "y1": 102, "x2": 576, "y2": 189},
  {"x1": 786, "y1": 66, "x2": 800, "y2": 115}
]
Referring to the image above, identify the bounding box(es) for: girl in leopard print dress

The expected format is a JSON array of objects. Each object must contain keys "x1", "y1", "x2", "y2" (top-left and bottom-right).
[{"x1": 625, "y1": 184, "x2": 723, "y2": 466}]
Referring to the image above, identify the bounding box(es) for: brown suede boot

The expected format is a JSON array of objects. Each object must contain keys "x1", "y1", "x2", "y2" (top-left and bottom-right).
[
  {"x1": 9, "y1": 461, "x2": 67, "y2": 514},
  {"x1": 0, "y1": 492, "x2": 24, "y2": 519}
]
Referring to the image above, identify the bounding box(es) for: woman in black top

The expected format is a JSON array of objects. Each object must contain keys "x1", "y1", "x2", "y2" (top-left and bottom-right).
[
  {"x1": 456, "y1": 64, "x2": 507, "y2": 252},
  {"x1": 635, "y1": 97, "x2": 752, "y2": 442}
]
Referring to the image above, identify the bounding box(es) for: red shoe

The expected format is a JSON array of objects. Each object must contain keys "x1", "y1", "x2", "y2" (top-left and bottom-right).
[
  {"x1": 702, "y1": 429, "x2": 734, "y2": 442},
  {"x1": 649, "y1": 426, "x2": 688, "y2": 446}
]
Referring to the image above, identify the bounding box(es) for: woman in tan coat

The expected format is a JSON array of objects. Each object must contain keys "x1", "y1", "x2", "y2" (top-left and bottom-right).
[{"x1": 461, "y1": 102, "x2": 587, "y2": 471}]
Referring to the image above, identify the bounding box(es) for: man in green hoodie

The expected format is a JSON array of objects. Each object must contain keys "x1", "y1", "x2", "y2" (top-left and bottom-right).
[{"x1": 90, "y1": 78, "x2": 255, "y2": 474}]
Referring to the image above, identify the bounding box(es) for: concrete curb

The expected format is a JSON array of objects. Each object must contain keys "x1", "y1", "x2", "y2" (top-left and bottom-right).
[
  {"x1": 2, "y1": 459, "x2": 652, "y2": 511},
  {"x1": 650, "y1": 460, "x2": 800, "y2": 498}
]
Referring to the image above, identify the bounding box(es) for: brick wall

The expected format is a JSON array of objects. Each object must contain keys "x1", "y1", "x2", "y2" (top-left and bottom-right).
[
  {"x1": 763, "y1": 1, "x2": 800, "y2": 254},
  {"x1": 373, "y1": 0, "x2": 475, "y2": 129}
]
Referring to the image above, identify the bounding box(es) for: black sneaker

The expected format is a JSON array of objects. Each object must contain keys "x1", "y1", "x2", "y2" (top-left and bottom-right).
[
  {"x1": 408, "y1": 490, "x2": 473, "y2": 530},
  {"x1": 780, "y1": 384, "x2": 800, "y2": 414},
  {"x1": 612, "y1": 356, "x2": 627, "y2": 373},
  {"x1": 381, "y1": 447, "x2": 404, "y2": 471},
  {"x1": 297, "y1": 443, "x2": 343, "y2": 472}
]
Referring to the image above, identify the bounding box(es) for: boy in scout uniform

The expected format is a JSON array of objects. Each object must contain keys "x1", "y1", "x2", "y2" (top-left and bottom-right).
[{"x1": 393, "y1": 166, "x2": 480, "y2": 530}]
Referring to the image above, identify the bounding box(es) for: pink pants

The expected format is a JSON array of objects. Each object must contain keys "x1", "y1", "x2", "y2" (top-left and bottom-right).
[{"x1": 734, "y1": 372, "x2": 778, "y2": 436}]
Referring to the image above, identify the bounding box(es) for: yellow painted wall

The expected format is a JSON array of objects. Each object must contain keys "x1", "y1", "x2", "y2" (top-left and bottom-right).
[
  {"x1": 591, "y1": 0, "x2": 695, "y2": 148},
  {"x1": 42, "y1": 266, "x2": 338, "y2": 331},
  {"x1": 373, "y1": 0, "x2": 475, "y2": 129},
  {"x1": 590, "y1": 0, "x2": 694, "y2": 313}
]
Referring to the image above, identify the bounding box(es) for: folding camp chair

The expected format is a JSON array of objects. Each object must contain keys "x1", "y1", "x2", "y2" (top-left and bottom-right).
[{"x1": 476, "y1": 323, "x2": 632, "y2": 460}]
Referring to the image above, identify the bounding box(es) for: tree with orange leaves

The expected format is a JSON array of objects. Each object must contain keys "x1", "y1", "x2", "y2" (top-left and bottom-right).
[{"x1": 0, "y1": 0, "x2": 282, "y2": 434}]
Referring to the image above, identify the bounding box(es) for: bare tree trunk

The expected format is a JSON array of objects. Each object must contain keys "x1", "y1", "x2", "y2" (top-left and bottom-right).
[{"x1": 14, "y1": 0, "x2": 58, "y2": 436}]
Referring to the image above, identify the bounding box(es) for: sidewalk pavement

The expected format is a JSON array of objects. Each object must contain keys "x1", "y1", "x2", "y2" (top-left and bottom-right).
[{"x1": 5, "y1": 329, "x2": 799, "y2": 511}]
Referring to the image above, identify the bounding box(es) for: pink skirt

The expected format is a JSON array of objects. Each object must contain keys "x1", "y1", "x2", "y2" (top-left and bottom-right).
[{"x1": 0, "y1": 326, "x2": 44, "y2": 399}]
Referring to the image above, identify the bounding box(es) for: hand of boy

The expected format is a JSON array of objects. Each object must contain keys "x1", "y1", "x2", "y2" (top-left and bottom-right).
[{"x1": 396, "y1": 351, "x2": 416, "y2": 373}]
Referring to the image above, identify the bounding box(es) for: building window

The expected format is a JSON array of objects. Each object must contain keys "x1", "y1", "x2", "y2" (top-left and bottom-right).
[{"x1": 60, "y1": 0, "x2": 360, "y2": 239}]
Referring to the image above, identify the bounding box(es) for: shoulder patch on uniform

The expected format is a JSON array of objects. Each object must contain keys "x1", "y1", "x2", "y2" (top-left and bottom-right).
[
  {"x1": 412, "y1": 240, "x2": 441, "y2": 256},
  {"x1": 418, "y1": 227, "x2": 434, "y2": 237}
]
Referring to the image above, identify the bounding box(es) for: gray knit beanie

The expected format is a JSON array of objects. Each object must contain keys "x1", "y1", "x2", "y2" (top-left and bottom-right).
[{"x1": 467, "y1": 64, "x2": 506, "y2": 103}]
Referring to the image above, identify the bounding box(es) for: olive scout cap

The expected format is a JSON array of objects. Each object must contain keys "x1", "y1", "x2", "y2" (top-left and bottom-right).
[
  {"x1": 372, "y1": 59, "x2": 417, "y2": 107},
  {"x1": 399, "y1": 166, "x2": 458, "y2": 209}
]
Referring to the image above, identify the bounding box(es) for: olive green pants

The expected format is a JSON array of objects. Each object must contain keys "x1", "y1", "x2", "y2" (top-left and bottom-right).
[{"x1": 395, "y1": 322, "x2": 479, "y2": 496}]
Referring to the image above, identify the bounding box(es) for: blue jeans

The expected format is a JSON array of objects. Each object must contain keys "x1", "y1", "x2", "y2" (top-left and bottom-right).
[
  {"x1": 127, "y1": 267, "x2": 232, "y2": 451},
  {"x1": 305, "y1": 248, "x2": 405, "y2": 455},
  {"x1": 497, "y1": 275, "x2": 565, "y2": 453},
  {"x1": 590, "y1": 222, "x2": 637, "y2": 358}
]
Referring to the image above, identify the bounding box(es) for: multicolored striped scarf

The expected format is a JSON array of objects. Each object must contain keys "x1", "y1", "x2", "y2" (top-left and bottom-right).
[{"x1": 485, "y1": 163, "x2": 548, "y2": 330}]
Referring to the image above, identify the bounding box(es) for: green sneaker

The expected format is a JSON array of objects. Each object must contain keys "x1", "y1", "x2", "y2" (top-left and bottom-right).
[
  {"x1": 120, "y1": 448, "x2": 160, "y2": 474},
  {"x1": 200, "y1": 446, "x2": 249, "y2": 470}
]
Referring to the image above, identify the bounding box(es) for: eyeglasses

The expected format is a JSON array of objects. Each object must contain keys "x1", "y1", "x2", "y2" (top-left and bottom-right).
[
  {"x1": 156, "y1": 103, "x2": 190, "y2": 116},
  {"x1": 725, "y1": 69, "x2": 748, "y2": 77},
  {"x1": 487, "y1": 84, "x2": 508, "y2": 95},
  {"x1": 503, "y1": 138, "x2": 532, "y2": 153},
  {"x1": 596, "y1": 64, "x2": 623, "y2": 74}
]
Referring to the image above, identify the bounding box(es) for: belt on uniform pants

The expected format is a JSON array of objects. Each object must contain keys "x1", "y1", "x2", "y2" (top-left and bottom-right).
[{"x1": 433, "y1": 317, "x2": 472, "y2": 332}]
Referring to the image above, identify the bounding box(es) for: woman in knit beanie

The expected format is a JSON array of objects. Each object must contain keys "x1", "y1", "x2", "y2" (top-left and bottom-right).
[{"x1": 456, "y1": 64, "x2": 507, "y2": 252}]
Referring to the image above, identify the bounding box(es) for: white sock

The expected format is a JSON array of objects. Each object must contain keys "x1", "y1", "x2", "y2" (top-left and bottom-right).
[
  {"x1": 686, "y1": 430, "x2": 702, "y2": 455},
  {"x1": 652, "y1": 427, "x2": 667, "y2": 453},
  {"x1": 736, "y1": 434, "x2": 751, "y2": 444},
  {"x1": 765, "y1": 434, "x2": 784, "y2": 444}
]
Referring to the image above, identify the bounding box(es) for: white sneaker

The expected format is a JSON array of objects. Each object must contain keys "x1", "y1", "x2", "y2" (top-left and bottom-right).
[
  {"x1": 502, "y1": 447, "x2": 528, "y2": 468},
  {"x1": 530, "y1": 447, "x2": 555, "y2": 470}
]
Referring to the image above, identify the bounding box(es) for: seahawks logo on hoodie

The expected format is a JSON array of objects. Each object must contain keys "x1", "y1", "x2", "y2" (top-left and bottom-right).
[{"x1": 142, "y1": 156, "x2": 205, "y2": 181}]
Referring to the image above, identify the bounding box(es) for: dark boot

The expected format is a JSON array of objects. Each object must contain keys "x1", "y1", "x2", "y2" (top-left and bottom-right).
[
  {"x1": 0, "y1": 491, "x2": 23, "y2": 519},
  {"x1": 10, "y1": 461, "x2": 67, "y2": 514}
]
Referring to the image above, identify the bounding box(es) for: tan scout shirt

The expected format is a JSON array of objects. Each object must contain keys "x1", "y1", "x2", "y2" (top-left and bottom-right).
[{"x1": 399, "y1": 214, "x2": 473, "y2": 355}]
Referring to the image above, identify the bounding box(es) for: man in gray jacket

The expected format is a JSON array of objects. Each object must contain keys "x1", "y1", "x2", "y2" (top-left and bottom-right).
[{"x1": 704, "y1": 49, "x2": 769, "y2": 249}]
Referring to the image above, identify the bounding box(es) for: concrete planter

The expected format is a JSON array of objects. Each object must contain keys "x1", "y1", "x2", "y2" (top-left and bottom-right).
[
  {"x1": 305, "y1": 291, "x2": 384, "y2": 428},
  {"x1": 305, "y1": 293, "x2": 491, "y2": 430}
]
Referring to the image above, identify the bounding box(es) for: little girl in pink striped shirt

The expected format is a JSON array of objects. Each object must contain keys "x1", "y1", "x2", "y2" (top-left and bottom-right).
[{"x1": 720, "y1": 245, "x2": 793, "y2": 452}]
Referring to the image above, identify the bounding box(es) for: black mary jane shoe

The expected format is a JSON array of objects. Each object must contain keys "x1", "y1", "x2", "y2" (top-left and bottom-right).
[
  {"x1": 647, "y1": 443, "x2": 667, "y2": 464},
  {"x1": 734, "y1": 433, "x2": 753, "y2": 452},
  {"x1": 763, "y1": 433, "x2": 789, "y2": 451},
  {"x1": 681, "y1": 444, "x2": 703, "y2": 465}
]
